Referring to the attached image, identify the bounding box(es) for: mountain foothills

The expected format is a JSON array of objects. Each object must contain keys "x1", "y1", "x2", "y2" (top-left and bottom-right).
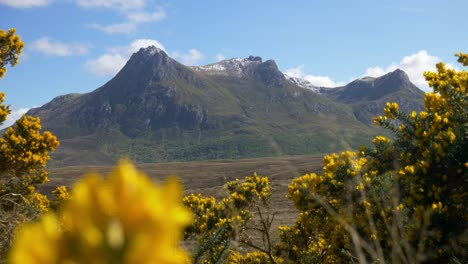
[{"x1": 27, "y1": 47, "x2": 424, "y2": 166}]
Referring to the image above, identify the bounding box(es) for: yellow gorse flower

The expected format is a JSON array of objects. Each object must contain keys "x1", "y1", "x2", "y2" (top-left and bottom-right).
[
  {"x1": 384, "y1": 102, "x2": 399, "y2": 119},
  {"x1": 0, "y1": 28, "x2": 25, "y2": 79},
  {"x1": 9, "y1": 160, "x2": 191, "y2": 264},
  {"x1": 372, "y1": 135, "x2": 391, "y2": 145},
  {"x1": 227, "y1": 250, "x2": 283, "y2": 264}
]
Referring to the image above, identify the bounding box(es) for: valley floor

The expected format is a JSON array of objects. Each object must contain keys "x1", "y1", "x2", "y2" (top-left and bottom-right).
[{"x1": 45, "y1": 154, "x2": 324, "y2": 242}]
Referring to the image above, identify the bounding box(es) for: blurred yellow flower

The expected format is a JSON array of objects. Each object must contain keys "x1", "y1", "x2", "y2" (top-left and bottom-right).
[
  {"x1": 372, "y1": 135, "x2": 391, "y2": 145},
  {"x1": 9, "y1": 160, "x2": 191, "y2": 264}
]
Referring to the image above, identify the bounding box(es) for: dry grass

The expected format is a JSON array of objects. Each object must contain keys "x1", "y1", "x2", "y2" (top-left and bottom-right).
[
  {"x1": 0, "y1": 194, "x2": 41, "y2": 262},
  {"x1": 43, "y1": 154, "x2": 324, "y2": 245}
]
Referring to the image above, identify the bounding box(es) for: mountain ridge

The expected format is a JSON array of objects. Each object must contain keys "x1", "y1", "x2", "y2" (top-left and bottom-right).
[{"x1": 27, "y1": 46, "x2": 424, "y2": 167}]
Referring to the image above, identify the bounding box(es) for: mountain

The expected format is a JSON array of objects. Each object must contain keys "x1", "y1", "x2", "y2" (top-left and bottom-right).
[
  {"x1": 28, "y1": 47, "x2": 424, "y2": 167},
  {"x1": 319, "y1": 69, "x2": 425, "y2": 123}
]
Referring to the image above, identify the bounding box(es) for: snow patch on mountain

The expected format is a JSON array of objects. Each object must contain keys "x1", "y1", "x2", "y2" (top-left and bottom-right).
[
  {"x1": 192, "y1": 56, "x2": 263, "y2": 77},
  {"x1": 284, "y1": 74, "x2": 320, "y2": 93}
]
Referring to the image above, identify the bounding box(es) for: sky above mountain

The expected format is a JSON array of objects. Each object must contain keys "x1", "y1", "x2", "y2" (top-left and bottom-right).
[{"x1": 0, "y1": 0, "x2": 467, "y2": 128}]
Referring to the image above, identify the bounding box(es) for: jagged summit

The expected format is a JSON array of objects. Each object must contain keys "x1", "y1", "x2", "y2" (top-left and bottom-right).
[
  {"x1": 109, "y1": 45, "x2": 191, "y2": 85},
  {"x1": 288, "y1": 69, "x2": 417, "y2": 95},
  {"x1": 390, "y1": 68, "x2": 409, "y2": 78},
  {"x1": 192, "y1": 55, "x2": 286, "y2": 86},
  {"x1": 357, "y1": 69, "x2": 410, "y2": 84},
  {"x1": 137, "y1": 45, "x2": 165, "y2": 56},
  {"x1": 129, "y1": 45, "x2": 171, "y2": 65},
  {"x1": 346, "y1": 69, "x2": 417, "y2": 95},
  {"x1": 381, "y1": 68, "x2": 412, "y2": 85},
  {"x1": 192, "y1": 55, "x2": 263, "y2": 77},
  {"x1": 254, "y1": 59, "x2": 286, "y2": 86}
]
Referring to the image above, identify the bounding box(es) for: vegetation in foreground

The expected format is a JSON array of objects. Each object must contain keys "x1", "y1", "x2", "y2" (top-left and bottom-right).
[
  {"x1": 1, "y1": 28, "x2": 467, "y2": 263},
  {"x1": 0, "y1": 28, "x2": 62, "y2": 259}
]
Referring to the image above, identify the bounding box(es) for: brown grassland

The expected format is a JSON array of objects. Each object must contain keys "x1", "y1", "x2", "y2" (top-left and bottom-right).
[{"x1": 43, "y1": 154, "x2": 324, "y2": 243}]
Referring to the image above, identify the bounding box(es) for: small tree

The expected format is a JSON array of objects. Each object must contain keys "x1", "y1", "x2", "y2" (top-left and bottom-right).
[
  {"x1": 0, "y1": 28, "x2": 23, "y2": 80},
  {"x1": 183, "y1": 173, "x2": 278, "y2": 263},
  {"x1": 0, "y1": 28, "x2": 59, "y2": 202},
  {"x1": 0, "y1": 28, "x2": 60, "y2": 258}
]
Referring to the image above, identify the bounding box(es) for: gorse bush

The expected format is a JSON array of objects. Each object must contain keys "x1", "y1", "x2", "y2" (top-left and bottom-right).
[
  {"x1": 0, "y1": 28, "x2": 61, "y2": 206},
  {"x1": 0, "y1": 28, "x2": 64, "y2": 259},
  {"x1": 226, "y1": 251, "x2": 272, "y2": 263},
  {"x1": 275, "y1": 53, "x2": 468, "y2": 263},
  {"x1": 0, "y1": 28, "x2": 23, "y2": 79},
  {"x1": 278, "y1": 151, "x2": 368, "y2": 263},
  {"x1": 183, "y1": 173, "x2": 280, "y2": 263},
  {"x1": 0, "y1": 115, "x2": 60, "y2": 199},
  {"x1": 372, "y1": 55, "x2": 468, "y2": 262}
]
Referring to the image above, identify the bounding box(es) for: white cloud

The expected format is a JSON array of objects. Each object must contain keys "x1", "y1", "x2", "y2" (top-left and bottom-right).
[
  {"x1": 172, "y1": 49, "x2": 204, "y2": 65},
  {"x1": 89, "y1": 22, "x2": 136, "y2": 34},
  {"x1": 76, "y1": 0, "x2": 145, "y2": 10},
  {"x1": 85, "y1": 2, "x2": 166, "y2": 35},
  {"x1": 127, "y1": 9, "x2": 166, "y2": 23},
  {"x1": 364, "y1": 50, "x2": 445, "y2": 90},
  {"x1": 0, "y1": 0, "x2": 51, "y2": 8},
  {"x1": 86, "y1": 39, "x2": 166, "y2": 76},
  {"x1": 284, "y1": 65, "x2": 305, "y2": 78},
  {"x1": 364, "y1": 66, "x2": 390, "y2": 78},
  {"x1": 285, "y1": 65, "x2": 343, "y2": 87},
  {"x1": 30, "y1": 37, "x2": 88, "y2": 57},
  {"x1": 287, "y1": 50, "x2": 454, "y2": 91},
  {"x1": 85, "y1": 53, "x2": 127, "y2": 76},
  {"x1": 215, "y1": 53, "x2": 226, "y2": 61},
  {"x1": 129, "y1": 39, "x2": 165, "y2": 53},
  {"x1": 303, "y1": 75, "x2": 342, "y2": 88},
  {"x1": 0, "y1": 108, "x2": 29, "y2": 130}
]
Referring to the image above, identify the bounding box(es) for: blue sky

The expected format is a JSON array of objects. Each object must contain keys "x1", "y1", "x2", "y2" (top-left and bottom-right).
[{"x1": 0, "y1": 0, "x2": 467, "y2": 127}]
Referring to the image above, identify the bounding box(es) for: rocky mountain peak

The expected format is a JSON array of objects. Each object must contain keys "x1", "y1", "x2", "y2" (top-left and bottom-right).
[
  {"x1": 340, "y1": 69, "x2": 412, "y2": 91},
  {"x1": 192, "y1": 56, "x2": 262, "y2": 77},
  {"x1": 319, "y1": 69, "x2": 423, "y2": 104},
  {"x1": 137, "y1": 45, "x2": 165, "y2": 56},
  {"x1": 357, "y1": 69, "x2": 409, "y2": 81},
  {"x1": 383, "y1": 69, "x2": 421, "y2": 96},
  {"x1": 246, "y1": 55, "x2": 263, "y2": 62},
  {"x1": 192, "y1": 55, "x2": 264, "y2": 78},
  {"x1": 390, "y1": 68, "x2": 408, "y2": 77},
  {"x1": 192, "y1": 56, "x2": 285, "y2": 86},
  {"x1": 109, "y1": 45, "x2": 186, "y2": 85},
  {"x1": 129, "y1": 45, "x2": 171, "y2": 67},
  {"x1": 254, "y1": 59, "x2": 286, "y2": 86},
  {"x1": 386, "y1": 68, "x2": 411, "y2": 83}
]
